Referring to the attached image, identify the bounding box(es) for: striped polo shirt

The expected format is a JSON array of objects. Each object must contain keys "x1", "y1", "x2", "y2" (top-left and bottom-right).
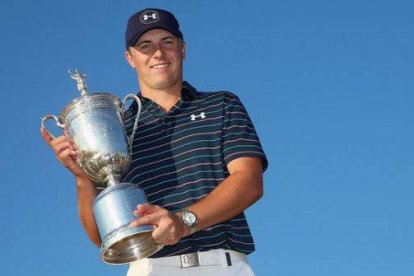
[{"x1": 122, "y1": 81, "x2": 268, "y2": 257}]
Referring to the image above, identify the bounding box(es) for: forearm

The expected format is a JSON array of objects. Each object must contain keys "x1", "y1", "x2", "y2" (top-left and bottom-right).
[
  {"x1": 40, "y1": 129, "x2": 102, "y2": 247},
  {"x1": 129, "y1": 157, "x2": 264, "y2": 245},
  {"x1": 76, "y1": 176, "x2": 101, "y2": 247},
  {"x1": 188, "y1": 158, "x2": 263, "y2": 233}
]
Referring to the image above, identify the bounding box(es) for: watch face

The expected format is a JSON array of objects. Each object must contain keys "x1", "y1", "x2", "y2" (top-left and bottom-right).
[{"x1": 183, "y1": 211, "x2": 196, "y2": 225}]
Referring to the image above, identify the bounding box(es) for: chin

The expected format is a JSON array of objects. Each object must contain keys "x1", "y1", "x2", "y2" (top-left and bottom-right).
[{"x1": 152, "y1": 78, "x2": 179, "y2": 90}]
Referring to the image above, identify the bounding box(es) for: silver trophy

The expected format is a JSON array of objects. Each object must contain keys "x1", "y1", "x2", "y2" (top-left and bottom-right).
[{"x1": 41, "y1": 70, "x2": 162, "y2": 264}]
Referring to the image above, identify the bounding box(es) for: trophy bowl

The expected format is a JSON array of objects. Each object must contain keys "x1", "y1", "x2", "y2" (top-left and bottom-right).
[{"x1": 41, "y1": 70, "x2": 162, "y2": 264}]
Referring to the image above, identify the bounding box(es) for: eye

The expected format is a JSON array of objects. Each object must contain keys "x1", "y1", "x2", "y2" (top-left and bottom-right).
[
  {"x1": 139, "y1": 43, "x2": 151, "y2": 50},
  {"x1": 162, "y1": 39, "x2": 176, "y2": 46}
]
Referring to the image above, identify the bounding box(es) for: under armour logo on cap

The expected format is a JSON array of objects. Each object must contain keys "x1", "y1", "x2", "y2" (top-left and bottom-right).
[{"x1": 140, "y1": 10, "x2": 160, "y2": 24}]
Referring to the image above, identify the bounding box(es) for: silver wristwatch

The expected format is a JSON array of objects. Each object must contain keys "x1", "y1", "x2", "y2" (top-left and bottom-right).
[{"x1": 180, "y1": 208, "x2": 198, "y2": 235}]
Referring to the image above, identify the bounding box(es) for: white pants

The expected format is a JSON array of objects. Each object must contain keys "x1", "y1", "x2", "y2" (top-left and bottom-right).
[{"x1": 127, "y1": 249, "x2": 255, "y2": 276}]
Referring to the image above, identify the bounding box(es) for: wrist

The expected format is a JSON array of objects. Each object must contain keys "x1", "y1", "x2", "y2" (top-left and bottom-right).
[
  {"x1": 178, "y1": 208, "x2": 198, "y2": 236},
  {"x1": 75, "y1": 175, "x2": 94, "y2": 188},
  {"x1": 175, "y1": 212, "x2": 191, "y2": 238}
]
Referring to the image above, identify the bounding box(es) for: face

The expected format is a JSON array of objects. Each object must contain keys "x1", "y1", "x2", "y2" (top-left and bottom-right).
[{"x1": 125, "y1": 29, "x2": 186, "y2": 92}]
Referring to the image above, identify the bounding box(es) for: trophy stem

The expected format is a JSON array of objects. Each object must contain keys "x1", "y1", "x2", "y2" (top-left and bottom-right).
[{"x1": 105, "y1": 174, "x2": 122, "y2": 187}]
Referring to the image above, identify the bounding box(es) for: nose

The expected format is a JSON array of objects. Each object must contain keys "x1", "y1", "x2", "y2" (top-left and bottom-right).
[{"x1": 152, "y1": 44, "x2": 165, "y2": 59}]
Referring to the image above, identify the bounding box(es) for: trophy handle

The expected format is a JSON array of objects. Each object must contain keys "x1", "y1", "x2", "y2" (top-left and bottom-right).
[
  {"x1": 123, "y1": 94, "x2": 142, "y2": 155},
  {"x1": 41, "y1": 114, "x2": 67, "y2": 139}
]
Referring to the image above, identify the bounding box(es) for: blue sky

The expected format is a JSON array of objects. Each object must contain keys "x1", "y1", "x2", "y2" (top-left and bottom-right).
[{"x1": 1, "y1": 0, "x2": 413, "y2": 275}]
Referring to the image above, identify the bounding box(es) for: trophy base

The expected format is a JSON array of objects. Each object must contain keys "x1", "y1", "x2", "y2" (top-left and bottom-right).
[
  {"x1": 101, "y1": 226, "x2": 162, "y2": 264},
  {"x1": 94, "y1": 183, "x2": 163, "y2": 264}
]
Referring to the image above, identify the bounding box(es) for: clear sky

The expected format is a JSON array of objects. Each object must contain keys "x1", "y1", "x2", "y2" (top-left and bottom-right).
[{"x1": 1, "y1": 0, "x2": 413, "y2": 275}]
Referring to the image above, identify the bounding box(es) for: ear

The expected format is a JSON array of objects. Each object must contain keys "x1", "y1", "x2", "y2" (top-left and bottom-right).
[
  {"x1": 181, "y1": 41, "x2": 186, "y2": 60},
  {"x1": 125, "y1": 50, "x2": 136, "y2": 68}
]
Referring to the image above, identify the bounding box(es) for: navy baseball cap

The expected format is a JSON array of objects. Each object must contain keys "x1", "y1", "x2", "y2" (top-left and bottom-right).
[{"x1": 125, "y1": 8, "x2": 183, "y2": 49}]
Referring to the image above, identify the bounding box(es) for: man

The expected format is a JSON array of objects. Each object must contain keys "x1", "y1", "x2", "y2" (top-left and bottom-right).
[{"x1": 41, "y1": 8, "x2": 267, "y2": 276}]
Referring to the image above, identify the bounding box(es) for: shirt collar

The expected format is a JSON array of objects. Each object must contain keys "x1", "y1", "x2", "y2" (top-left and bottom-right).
[
  {"x1": 181, "y1": 81, "x2": 197, "y2": 101},
  {"x1": 129, "y1": 81, "x2": 197, "y2": 112}
]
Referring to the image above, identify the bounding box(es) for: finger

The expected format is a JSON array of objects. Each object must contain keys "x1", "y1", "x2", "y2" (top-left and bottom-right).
[
  {"x1": 59, "y1": 148, "x2": 76, "y2": 163},
  {"x1": 163, "y1": 238, "x2": 174, "y2": 245},
  {"x1": 163, "y1": 237, "x2": 179, "y2": 246},
  {"x1": 129, "y1": 214, "x2": 158, "y2": 228},
  {"x1": 151, "y1": 225, "x2": 167, "y2": 243},
  {"x1": 135, "y1": 204, "x2": 161, "y2": 216},
  {"x1": 60, "y1": 147, "x2": 80, "y2": 164},
  {"x1": 40, "y1": 127, "x2": 54, "y2": 145},
  {"x1": 63, "y1": 130, "x2": 72, "y2": 144},
  {"x1": 69, "y1": 150, "x2": 77, "y2": 158},
  {"x1": 151, "y1": 224, "x2": 179, "y2": 245},
  {"x1": 49, "y1": 135, "x2": 68, "y2": 148},
  {"x1": 154, "y1": 237, "x2": 170, "y2": 245},
  {"x1": 54, "y1": 141, "x2": 72, "y2": 155}
]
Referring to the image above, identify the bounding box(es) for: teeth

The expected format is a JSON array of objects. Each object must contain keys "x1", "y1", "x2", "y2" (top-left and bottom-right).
[{"x1": 152, "y1": 64, "x2": 169, "y2": 69}]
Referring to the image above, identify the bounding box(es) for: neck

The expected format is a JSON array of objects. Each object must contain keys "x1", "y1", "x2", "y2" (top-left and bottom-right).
[{"x1": 140, "y1": 81, "x2": 183, "y2": 112}]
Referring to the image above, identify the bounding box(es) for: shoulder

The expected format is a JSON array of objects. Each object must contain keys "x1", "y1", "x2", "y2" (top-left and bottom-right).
[
  {"x1": 184, "y1": 82, "x2": 242, "y2": 107},
  {"x1": 194, "y1": 90, "x2": 241, "y2": 104}
]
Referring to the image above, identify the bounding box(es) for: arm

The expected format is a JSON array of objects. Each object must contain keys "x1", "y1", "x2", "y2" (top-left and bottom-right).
[
  {"x1": 41, "y1": 128, "x2": 101, "y2": 247},
  {"x1": 130, "y1": 156, "x2": 263, "y2": 245},
  {"x1": 75, "y1": 175, "x2": 101, "y2": 247},
  {"x1": 184, "y1": 156, "x2": 263, "y2": 232}
]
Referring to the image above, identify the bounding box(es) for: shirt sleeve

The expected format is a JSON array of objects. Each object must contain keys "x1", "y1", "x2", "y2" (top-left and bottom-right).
[{"x1": 222, "y1": 92, "x2": 268, "y2": 171}]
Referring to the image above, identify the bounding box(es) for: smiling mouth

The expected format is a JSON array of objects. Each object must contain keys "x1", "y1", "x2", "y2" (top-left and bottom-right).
[{"x1": 151, "y1": 63, "x2": 170, "y2": 69}]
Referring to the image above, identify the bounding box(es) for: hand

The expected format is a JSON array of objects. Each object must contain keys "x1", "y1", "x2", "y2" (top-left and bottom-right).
[
  {"x1": 129, "y1": 204, "x2": 189, "y2": 246},
  {"x1": 40, "y1": 127, "x2": 87, "y2": 179}
]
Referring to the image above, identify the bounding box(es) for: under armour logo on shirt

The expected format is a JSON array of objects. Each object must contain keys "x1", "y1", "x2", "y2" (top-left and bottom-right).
[{"x1": 190, "y1": 112, "x2": 206, "y2": 121}]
